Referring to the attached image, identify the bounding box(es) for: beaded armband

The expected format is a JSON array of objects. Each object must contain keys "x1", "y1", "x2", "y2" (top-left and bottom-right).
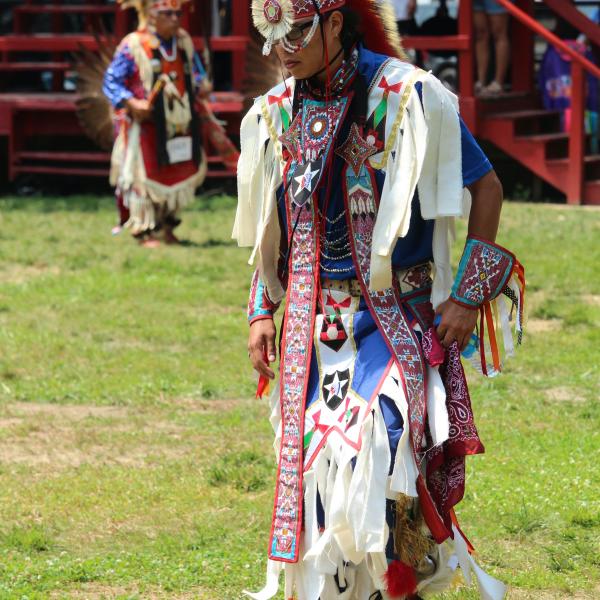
[
  {"x1": 451, "y1": 235, "x2": 526, "y2": 377},
  {"x1": 247, "y1": 270, "x2": 279, "y2": 325},
  {"x1": 451, "y1": 236, "x2": 517, "y2": 309}
]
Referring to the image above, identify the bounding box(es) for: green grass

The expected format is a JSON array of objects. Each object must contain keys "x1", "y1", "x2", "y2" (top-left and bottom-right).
[{"x1": 0, "y1": 195, "x2": 599, "y2": 599}]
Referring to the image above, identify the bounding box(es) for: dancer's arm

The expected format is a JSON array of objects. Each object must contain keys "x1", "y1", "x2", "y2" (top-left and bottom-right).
[{"x1": 435, "y1": 170, "x2": 504, "y2": 350}]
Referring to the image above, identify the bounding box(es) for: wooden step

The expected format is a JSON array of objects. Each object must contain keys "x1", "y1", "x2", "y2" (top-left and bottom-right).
[
  {"x1": 515, "y1": 132, "x2": 593, "y2": 160},
  {"x1": 17, "y1": 151, "x2": 109, "y2": 163},
  {"x1": 516, "y1": 132, "x2": 569, "y2": 159},
  {"x1": 515, "y1": 132, "x2": 566, "y2": 142},
  {"x1": 477, "y1": 91, "x2": 539, "y2": 116},
  {"x1": 14, "y1": 5, "x2": 115, "y2": 14},
  {"x1": 13, "y1": 163, "x2": 234, "y2": 180},
  {"x1": 547, "y1": 154, "x2": 600, "y2": 181},
  {"x1": 0, "y1": 62, "x2": 70, "y2": 72},
  {"x1": 0, "y1": 35, "x2": 249, "y2": 54},
  {"x1": 485, "y1": 109, "x2": 562, "y2": 121},
  {"x1": 583, "y1": 180, "x2": 600, "y2": 205},
  {"x1": 12, "y1": 165, "x2": 108, "y2": 177},
  {"x1": 486, "y1": 109, "x2": 562, "y2": 136}
]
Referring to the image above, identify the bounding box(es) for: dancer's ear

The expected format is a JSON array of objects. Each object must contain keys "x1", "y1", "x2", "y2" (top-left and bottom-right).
[{"x1": 328, "y1": 10, "x2": 344, "y2": 39}]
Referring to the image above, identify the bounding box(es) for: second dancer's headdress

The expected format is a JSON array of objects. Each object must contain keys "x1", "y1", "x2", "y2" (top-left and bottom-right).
[{"x1": 118, "y1": 0, "x2": 190, "y2": 31}]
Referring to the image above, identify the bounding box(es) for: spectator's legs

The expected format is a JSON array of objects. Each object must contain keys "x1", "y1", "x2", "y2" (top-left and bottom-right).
[
  {"x1": 489, "y1": 12, "x2": 510, "y2": 90},
  {"x1": 474, "y1": 11, "x2": 490, "y2": 93}
]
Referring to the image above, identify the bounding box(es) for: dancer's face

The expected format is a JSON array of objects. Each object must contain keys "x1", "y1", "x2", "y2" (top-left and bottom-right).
[
  {"x1": 275, "y1": 11, "x2": 344, "y2": 81},
  {"x1": 154, "y1": 9, "x2": 182, "y2": 39}
]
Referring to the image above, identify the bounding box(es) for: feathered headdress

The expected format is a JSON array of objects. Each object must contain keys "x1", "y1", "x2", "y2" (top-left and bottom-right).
[
  {"x1": 117, "y1": 0, "x2": 190, "y2": 31},
  {"x1": 251, "y1": 0, "x2": 404, "y2": 58}
]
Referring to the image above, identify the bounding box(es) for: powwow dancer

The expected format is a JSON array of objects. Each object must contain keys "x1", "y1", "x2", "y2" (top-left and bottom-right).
[
  {"x1": 234, "y1": 1, "x2": 525, "y2": 598},
  {"x1": 103, "y1": 0, "x2": 210, "y2": 247}
]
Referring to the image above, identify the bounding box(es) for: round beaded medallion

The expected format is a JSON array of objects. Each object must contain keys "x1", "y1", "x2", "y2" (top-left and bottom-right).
[
  {"x1": 307, "y1": 115, "x2": 329, "y2": 141},
  {"x1": 263, "y1": 0, "x2": 283, "y2": 24}
]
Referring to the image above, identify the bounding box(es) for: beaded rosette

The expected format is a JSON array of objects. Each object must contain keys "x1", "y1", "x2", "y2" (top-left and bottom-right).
[{"x1": 451, "y1": 235, "x2": 526, "y2": 376}]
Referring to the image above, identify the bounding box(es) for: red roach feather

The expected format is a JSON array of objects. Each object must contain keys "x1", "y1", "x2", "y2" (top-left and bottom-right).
[
  {"x1": 384, "y1": 560, "x2": 418, "y2": 598},
  {"x1": 345, "y1": 0, "x2": 404, "y2": 59}
]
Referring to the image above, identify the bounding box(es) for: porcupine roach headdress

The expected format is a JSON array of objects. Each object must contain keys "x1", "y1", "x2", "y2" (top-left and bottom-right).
[
  {"x1": 251, "y1": 0, "x2": 404, "y2": 58},
  {"x1": 117, "y1": 0, "x2": 191, "y2": 31}
]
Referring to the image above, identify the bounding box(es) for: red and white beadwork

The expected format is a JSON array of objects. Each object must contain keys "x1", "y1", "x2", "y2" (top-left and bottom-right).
[
  {"x1": 252, "y1": 0, "x2": 345, "y2": 55},
  {"x1": 252, "y1": 0, "x2": 295, "y2": 55},
  {"x1": 151, "y1": 0, "x2": 183, "y2": 11}
]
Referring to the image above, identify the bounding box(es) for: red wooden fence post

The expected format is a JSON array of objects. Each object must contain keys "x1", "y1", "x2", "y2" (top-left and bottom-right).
[
  {"x1": 568, "y1": 62, "x2": 585, "y2": 205},
  {"x1": 231, "y1": 0, "x2": 249, "y2": 92},
  {"x1": 458, "y1": 0, "x2": 476, "y2": 132},
  {"x1": 512, "y1": 0, "x2": 534, "y2": 93}
]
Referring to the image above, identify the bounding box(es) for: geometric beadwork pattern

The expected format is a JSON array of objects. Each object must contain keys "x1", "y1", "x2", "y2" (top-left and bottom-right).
[
  {"x1": 344, "y1": 160, "x2": 427, "y2": 459},
  {"x1": 291, "y1": 0, "x2": 344, "y2": 17},
  {"x1": 280, "y1": 98, "x2": 349, "y2": 207},
  {"x1": 335, "y1": 122, "x2": 378, "y2": 176},
  {"x1": 451, "y1": 236, "x2": 515, "y2": 309},
  {"x1": 269, "y1": 195, "x2": 318, "y2": 563}
]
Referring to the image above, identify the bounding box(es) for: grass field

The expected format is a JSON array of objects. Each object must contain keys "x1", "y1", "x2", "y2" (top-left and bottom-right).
[{"x1": 0, "y1": 194, "x2": 598, "y2": 599}]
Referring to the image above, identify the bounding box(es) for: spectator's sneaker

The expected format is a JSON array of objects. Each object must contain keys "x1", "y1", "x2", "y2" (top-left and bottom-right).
[{"x1": 475, "y1": 80, "x2": 485, "y2": 95}]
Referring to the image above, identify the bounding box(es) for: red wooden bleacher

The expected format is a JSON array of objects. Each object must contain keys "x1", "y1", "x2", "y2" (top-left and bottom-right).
[{"x1": 0, "y1": 0, "x2": 249, "y2": 181}]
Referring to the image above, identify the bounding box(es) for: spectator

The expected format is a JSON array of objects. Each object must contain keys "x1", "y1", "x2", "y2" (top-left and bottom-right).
[
  {"x1": 538, "y1": 7, "x2": 599, "y2": 152},
  {"x1": 473, "y1": 0, "x2": 513, "y2": 96},
  {"x1": 390, "y1": 0, "x2": 418, "y2": 37}
]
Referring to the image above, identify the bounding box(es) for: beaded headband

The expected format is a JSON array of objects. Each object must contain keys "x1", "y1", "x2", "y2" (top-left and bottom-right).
[
  {"x1": 252, "y1": 0, "x2": 346, "y2": 55},
  {"x1": 118, "y1": 0, "x2": 189, "y2": 30},
  {"x1": 151, "y1": 0, "x2": 183, "y2": 11}
]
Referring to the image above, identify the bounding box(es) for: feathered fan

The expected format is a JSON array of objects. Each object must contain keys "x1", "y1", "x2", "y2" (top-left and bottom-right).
[{"x1": 73, "y1": 31, "x2": 117, "y2": 151}]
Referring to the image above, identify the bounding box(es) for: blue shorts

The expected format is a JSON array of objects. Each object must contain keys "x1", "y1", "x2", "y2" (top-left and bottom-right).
[{"x1": 473, "y1": 0, "x2": 511, "y2": 15}]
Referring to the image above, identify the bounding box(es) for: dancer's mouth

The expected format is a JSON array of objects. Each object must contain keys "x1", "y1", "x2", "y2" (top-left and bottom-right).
[{"x1": 284, "y1": 60, "x2": 301, "y2": 69}]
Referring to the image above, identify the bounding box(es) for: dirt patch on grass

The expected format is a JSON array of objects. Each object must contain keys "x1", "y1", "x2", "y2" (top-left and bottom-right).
[
  {"x1": 510, "y1": 586, "x2": 600, "y2": 599},
  {"x1": 171, "y1": 396, "x2": 246, "y2": 412},
  {"x1": 5, "y1": 402, "x2": 129, "y2": 421},
  {"x1": 51, "y1": 584, "x2": 208, "y2": 599},
  {"x1": 582, "y1": 294, "x2": 600, "y2": 307},
  {"x1": 527, "y1": 318, "x2": 561, "y2": 334},
  {"x1": 0, "y1": 402, "x2": 193, "y2": 469},
  {"x1": 544, "y1": 386, "x2": 585, "y2": 403},
  {"x1": 0, "y1": 264, "x2": 60, "y2": 285}
]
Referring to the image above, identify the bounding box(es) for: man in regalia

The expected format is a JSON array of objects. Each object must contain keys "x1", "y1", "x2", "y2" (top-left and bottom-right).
[
  {"x1": 235, "y1": 1, "x2": 526, "y2": 598},
  {"x1": 103, "y1": 0, "x2": 209, "y2": 246}
]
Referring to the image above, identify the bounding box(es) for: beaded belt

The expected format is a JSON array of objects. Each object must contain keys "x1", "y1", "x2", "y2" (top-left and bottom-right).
[{"x1": 322, "y1": 262, "x2": 432, "y2": 298}]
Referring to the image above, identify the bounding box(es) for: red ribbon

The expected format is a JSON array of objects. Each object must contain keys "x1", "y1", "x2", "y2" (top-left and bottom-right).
[{"x1": 325, "y1": 292, "x2": 352, "y2": 314}]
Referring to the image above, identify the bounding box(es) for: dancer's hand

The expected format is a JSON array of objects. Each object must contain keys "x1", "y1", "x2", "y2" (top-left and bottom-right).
[
  {"x1": 435, "y1": 299, "x2": 478, "y2": 351},
  {"x1": 196, "y1": 79, "x2": 213, "y2": 100},
  {"x1": 126, "y1": 98, "x2": 152, "y2": 122},
  {"x1": 248, "y1": 318, "x2": 277, "y2": 380}
]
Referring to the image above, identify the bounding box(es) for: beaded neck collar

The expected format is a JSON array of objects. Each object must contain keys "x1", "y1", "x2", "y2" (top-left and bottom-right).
[{"x1": 303, "y1": 47, "x2": 359, "y2": 99}]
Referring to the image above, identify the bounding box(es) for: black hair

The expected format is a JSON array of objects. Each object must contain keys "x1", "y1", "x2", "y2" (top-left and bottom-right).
[{"x1": 339, "y1": 7, "x2": 362, "y2": 56}]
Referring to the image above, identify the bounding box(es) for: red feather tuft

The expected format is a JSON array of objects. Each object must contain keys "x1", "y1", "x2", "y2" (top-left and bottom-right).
[
  {"x1": 384, "y1": 560, "x2": 418, "y2": 598},
  {"x1": 345, "y1": 0, "x2": 404, "y2": 59}
]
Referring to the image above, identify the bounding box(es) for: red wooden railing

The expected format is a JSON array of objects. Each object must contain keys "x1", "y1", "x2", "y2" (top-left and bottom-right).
[
  {"x1": 494, "y1": 0, "x2": 600, "y2": 204},
  {"x1": 403, "y1": 0, "x2": 600, "y2": 205}
]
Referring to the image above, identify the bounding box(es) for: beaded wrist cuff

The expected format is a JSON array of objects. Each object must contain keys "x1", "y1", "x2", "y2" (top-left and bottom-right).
[
  {"x1": 451, "y1": 236, "x2": 517, "y2": 310},
  {"x1": 248, "y1": 270, "x2": 278, "y2": 325}
]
